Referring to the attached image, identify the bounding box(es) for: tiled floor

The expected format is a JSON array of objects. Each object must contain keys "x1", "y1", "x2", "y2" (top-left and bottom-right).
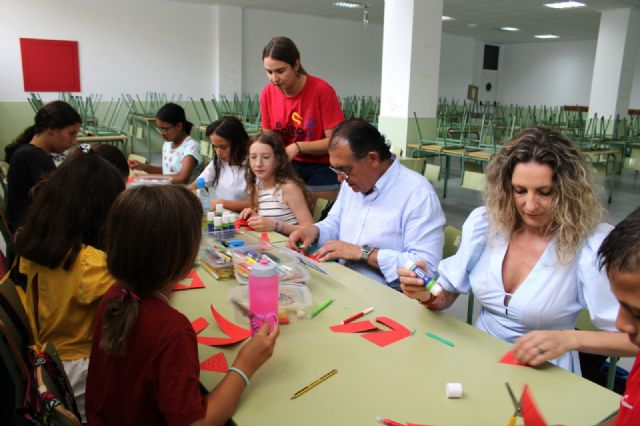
[{"x1": 428, "y1": 163, "x2": 640, "y2": 371}]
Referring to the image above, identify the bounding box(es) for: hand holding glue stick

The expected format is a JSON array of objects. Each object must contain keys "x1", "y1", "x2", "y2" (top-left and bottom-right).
[
  {"x1": 404, "y1": 259, "x2": 443, "y2": 296},
  {"x1": 398, "y1": 259, "x2": 453, "y2": 309}
]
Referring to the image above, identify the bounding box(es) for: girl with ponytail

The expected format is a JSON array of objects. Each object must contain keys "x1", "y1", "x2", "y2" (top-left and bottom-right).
[{"x1": 86, "y1": 185, "x2": 279, "y2": 426}]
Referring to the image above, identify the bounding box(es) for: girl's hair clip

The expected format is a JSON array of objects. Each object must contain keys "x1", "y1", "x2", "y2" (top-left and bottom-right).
[{"x1": 79, "y1": 143, "x2": 91, "y2": 153}]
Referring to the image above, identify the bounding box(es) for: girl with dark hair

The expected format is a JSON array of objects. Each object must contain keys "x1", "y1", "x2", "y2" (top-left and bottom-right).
[
  {"x1": 128, "y1": 102, "x2": 202, "y2": 184},
  {"x1": 239, "y1": 132, "x2": 313, "y2": 235},
  {"x1": 260, "y1": 36, "x2": 344, "y2": 202},
  {"x1": 86, "y1": 185, "x2": 278, "y2": 426},
  {"x1": 5, "y1": 100, "x2": 81, "y2": 231},
  {"x1": 16, "y1": 149, "x2": 125, "y2": 420},
  {"x1": 188, "y1": 116, "x2": 250, "y2": 212}
]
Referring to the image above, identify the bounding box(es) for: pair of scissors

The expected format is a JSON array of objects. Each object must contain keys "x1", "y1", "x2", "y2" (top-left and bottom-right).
[
  {"x1": 230, "y1": 300, "x2": 278, "y2": 336},
  {"x1": 506, "y1": 382, "x2": 522, "y2": 426}
]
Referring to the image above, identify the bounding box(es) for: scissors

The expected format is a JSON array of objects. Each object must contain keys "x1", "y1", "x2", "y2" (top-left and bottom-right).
[
  {"x1": 230, "y1": 299, "x2": 278, "y2": 336},
  {"x1": 506, "y1": 382, "x2": 522, "y2": 426}
]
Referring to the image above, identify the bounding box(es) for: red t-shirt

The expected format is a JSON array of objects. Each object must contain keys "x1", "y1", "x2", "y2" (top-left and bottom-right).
[
  {"x1": 617, "y1": 355, "x2": 640, "y2": 425},
  {"x1": 260, "y1": 74, "x2": 344, "y2": 164},
  {"x1": 86, "y1": 284, "x2": 206, "y2": 426}
]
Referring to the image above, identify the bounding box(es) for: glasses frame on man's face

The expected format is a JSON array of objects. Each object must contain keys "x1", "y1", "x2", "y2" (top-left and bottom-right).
[
  {"x1": 155, "y1": 124, "x2": 175, "y2": 135},
  {"x1": 329, "y1": 166, "x2": 350, "y2": 182}
]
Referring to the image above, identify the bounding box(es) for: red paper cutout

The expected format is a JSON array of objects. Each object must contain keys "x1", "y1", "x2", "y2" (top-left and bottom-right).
[
  {"x1": 521, "y1": 385, "x2": 548, "y2": 426},
  {"x1": 191, "y1": 317, "x2": 209, "y2": 334},
  {"x1": 196, "y1": 305, "x2": 251, "y2": 347},
  {"x1": 330, "y1": 320, "x2": 378, "y2": 333},
  {"x1": 361, "y1": 317, "x2": 412, "y2": 347},
  {"x1": 499, "y1": 351, "x2": 530, "y2": 367},
  {"x1": 172, "y1": 269, "x2": 205, "y2": 291},
  {"x1": 235, "y1": 219, "x2": 253, "y2": 230},
  {"x1": 261, "y1": 232, "x2": 270, "y2": 242},
  {"x1": 200, "y1": 352, "x2": 229, "y2": 373}
]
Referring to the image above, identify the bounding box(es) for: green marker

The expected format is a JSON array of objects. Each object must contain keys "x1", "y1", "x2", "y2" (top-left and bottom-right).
[
  {"x1": 426, "y1": 331, "x2": 455, "y2": 347},
  {"x1": 309, "y1": 298, "x2": 335, "y2": 318}
]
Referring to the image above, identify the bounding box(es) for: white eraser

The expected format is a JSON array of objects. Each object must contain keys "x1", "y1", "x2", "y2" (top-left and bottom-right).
[
  {"x1": 446, "y1": 382, "x2": 463, "y2": 398},
  {"x1": 296, "y1": 309, "x2": 305, "y2": 319}
]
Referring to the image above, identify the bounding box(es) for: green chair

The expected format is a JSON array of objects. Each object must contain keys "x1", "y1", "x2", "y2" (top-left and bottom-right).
[
  {"x1": 576, "y1": 309, "x2": 619, "y2": 391},
  {"x1": 313, "y1": 198, "x2": 330, "y2": 223},
  {"x1": 442, "y1": 226, "x2": 475, "y2": 325}
]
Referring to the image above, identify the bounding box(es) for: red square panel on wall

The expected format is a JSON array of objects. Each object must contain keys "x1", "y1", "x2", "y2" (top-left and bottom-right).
[{"x1": 20, "y1": 38, "x2": 80, "y2": 92}]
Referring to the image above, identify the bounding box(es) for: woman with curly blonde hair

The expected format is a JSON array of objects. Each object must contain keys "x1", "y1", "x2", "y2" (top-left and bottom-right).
[
  {"x1": 239, "y1": 132, "x2": 313, "y2": 235},
  {"x1": 399, "y1": 127, "x2": 637, "y2": 374}
]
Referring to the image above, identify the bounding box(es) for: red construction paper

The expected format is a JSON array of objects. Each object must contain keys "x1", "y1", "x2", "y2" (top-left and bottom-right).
[
  {"x1": 235, "y1": 219, "x2": 253, "y2": 230},
  {"x1": 261, "y1": 232, "x2": 270, "y2": 242},
  {"x1": 196, "y1": 305, "x2": 251, "y2": 346},
  {"x1": 172, "y1": 269, "x2": 205, "y2": 291},
  {"x1": 20, "y1": 38, "x2": 80, "y2": 92},
  {"x1": 521, "y1": 385, "x2": 548, "y2": 426},
  {"x1": 361, "y1": 317, "x2": 412, "y2": 347},
  {"x1": 499, "y1": 351, "x2": 530, "y2": 367},
  {"x1": 330, "y1": 320, "x2": 378, "y2": 333},
  {"x1": 191, "y1": 317, "x2": 209, "y2": 334},
  {"x1": 200, "y1": 352, "x2": 228, "y2": 373}
]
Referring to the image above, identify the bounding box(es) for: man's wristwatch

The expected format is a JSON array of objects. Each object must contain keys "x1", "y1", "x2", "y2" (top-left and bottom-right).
[{"x1": 360, "y1": 244, "x2": 374, "y2": 262}]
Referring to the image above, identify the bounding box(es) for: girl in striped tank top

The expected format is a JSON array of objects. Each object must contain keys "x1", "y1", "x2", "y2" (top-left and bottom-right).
[{"x1": 240, "y1": 132, "x2": 313, "y2": 235}]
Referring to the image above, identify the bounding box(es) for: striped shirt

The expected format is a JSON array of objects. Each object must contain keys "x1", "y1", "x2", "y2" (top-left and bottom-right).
[{"x1": 257, "y1": 183, "x2": 298, "y2": 224}]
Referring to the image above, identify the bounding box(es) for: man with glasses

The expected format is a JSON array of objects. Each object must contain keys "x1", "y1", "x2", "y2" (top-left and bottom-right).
[{"x1": 288, "y1": 120, "x2": 445, "y2": 290}]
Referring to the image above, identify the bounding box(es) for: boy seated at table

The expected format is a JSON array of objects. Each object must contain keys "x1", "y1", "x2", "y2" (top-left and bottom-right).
[
  {"x1": 85, "y1": 185, "x2": 278, "y2": 426},
  {"x1": 598, "y1": 207, "x2": 640, "y2": 425}
]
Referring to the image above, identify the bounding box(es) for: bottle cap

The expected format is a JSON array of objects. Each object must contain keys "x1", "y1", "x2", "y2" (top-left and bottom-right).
[
  {"x1": 251, "y1": 257, "x2": 276, "y2": 277},
  {"x1": 207, "y1": 212, "x2": 215, "y2": 221},
  {"x1": 429, "y1": 283, "x2": 443, "y2": 297},
  {"x1": 404, "y1": 259, "x2": 417, "y2": 270},
  {"x1": 216, "y1": 203, "x2": 224, "y2": 213},
  {"x1": 196, "y1": 177, "x2": 205, "y2": 189}
]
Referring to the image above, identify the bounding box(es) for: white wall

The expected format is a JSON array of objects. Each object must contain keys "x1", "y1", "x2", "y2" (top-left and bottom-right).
[
  {"x1": 0, "y1": 0, "x2": 216, "y2": 101},
  {"x1": 438, "y1": 34, "x2": 475, "y2": 100},
  {"x1": 242, "y1": 9, "x2": 383, "y2": 97},
  {"x1": 497, "y1": 40, "x2": 597, "y2": 106}
]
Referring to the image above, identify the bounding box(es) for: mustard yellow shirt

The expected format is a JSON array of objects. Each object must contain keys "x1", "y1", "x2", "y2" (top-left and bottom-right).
[{"x1": 20, "y1": 245, "x2": 114, "y2": 360}]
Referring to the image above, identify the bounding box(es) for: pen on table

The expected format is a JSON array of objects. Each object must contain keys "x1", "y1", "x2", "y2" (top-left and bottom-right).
[
  {"x1": 426, "y1": 331, "x2": 455, "y2": 347},
  {"x1": 309, "y1": 298, "x2": 335, "y2": 318},
  {"x1": 341, "y1": 307, "x2": 374, "y2": 324},
  {"x1": 375, "y1": 416, "x2": 404, "y2": 426},
  {"x1": 290, "y1": 369, "x2": 338, "y2": 400}
]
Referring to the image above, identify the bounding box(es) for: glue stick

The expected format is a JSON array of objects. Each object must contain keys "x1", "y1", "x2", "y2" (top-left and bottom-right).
[{"x1": 404, "y1": 260, "x2": 443, "y2": 296}]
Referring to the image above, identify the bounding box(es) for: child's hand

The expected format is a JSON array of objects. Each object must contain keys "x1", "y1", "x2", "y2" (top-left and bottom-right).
[
  {"x1": 247, "y1": 216, "x2": 275, "y2": 232},
  {"x1": 239, "y1": 208, "x2": 256, "y2": 220},
  {"x1": 128, "y1": 159, "x2": 144, "y2": 170},
  {"x1": 233, "y1": 323, "x2": 279, "y2": 378}
]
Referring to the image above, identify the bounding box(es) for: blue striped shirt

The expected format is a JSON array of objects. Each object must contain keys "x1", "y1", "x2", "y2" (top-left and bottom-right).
[{"x1": 316, "y1": 158, "x2": 445, "y2": 285}]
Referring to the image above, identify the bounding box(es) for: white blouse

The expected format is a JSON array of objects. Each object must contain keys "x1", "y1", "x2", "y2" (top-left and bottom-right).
[
  {"x1": 195, "y1": 160, "x2": 246, "y2": 201},
  {"x1": 437, "y1": 207, "x2": 618, "y2": 374}
]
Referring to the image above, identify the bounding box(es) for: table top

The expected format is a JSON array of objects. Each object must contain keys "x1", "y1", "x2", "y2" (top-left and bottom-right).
[
  {"x1": 171, "y1": 233, "x2": 620, "y2": 426},
  {"x1": 77, "y1": 134, "x2": 128, "y2": 142}
]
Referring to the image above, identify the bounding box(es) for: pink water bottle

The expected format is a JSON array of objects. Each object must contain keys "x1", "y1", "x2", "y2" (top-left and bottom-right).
[{"x1": 248, "y1": 258, "x2": 279, "y2": 334}]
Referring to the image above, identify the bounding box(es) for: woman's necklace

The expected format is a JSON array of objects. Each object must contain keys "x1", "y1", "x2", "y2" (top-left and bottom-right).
[{"x1": 153, "y1": 291, "x2": 170, "y2": 305}]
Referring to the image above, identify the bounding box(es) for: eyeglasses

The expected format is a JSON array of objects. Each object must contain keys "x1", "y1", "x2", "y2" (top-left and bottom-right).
[
  {"x1": 155, "y1": 124, "x2": 175, "y2": 135},
  {"x1": 329, "y1": 166, "x2": 350, "y2": 181}
]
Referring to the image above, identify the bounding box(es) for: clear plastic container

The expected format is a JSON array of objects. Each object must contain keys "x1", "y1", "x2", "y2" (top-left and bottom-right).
[
  {"x1": 198, "y1": 245, "x2": 234, "y2": 280},
  {"x1": 228, "y1": 284, "x2": 313, "y2": 324},
  {"x1": 231, "y1": 245, "x2": 310, "y2": 285},
  {"x1": 126, "y1": 176, "x2": 172, "y2": 188}
]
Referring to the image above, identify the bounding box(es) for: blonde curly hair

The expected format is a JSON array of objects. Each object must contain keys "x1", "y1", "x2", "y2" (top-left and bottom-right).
[{"x1": 484, "y1": 127, "x2": 605, "y2": 264}]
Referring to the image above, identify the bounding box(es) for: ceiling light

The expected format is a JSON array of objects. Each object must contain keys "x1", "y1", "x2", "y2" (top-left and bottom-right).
[
  {"x1": 442, "y1": 16, "x2": 456, "y2": 21},
  {"x1": 544, "y1": 1, "x2": 586, "y2": 9},
  {"x1": 333, "y1": 1, "x2": 364, "y2": 8},
  {"x1": 534, "y1": 34, "x2": 560, "y2": 39},
  {"x1": 500, "y1": 27, "x2": 520, "y2": 32}
]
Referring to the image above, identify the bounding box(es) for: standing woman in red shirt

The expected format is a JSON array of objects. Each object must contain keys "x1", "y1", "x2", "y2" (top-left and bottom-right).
[{"x1": 260, "y1": 36, "x2": 345, "y2": 202}]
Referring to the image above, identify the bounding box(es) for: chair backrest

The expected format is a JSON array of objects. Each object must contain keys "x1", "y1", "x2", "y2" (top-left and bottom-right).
[
  {"x1": 313, "y1": 198, "x2": 330, "y2": 222},
  {"x1": 0, "y1": 278, "x2": 34, "y2": 359},
  {"x1": 424, "y1": 163, "x2": 441, "y2": 184},
  {"x1": 443, "y1": 225, "x2": 462, "y2": 259}
]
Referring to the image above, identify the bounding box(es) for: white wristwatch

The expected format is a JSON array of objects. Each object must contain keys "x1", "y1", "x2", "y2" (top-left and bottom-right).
[{"x1": 360, "y1": 244, "x2": 374, "y2": 262}]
